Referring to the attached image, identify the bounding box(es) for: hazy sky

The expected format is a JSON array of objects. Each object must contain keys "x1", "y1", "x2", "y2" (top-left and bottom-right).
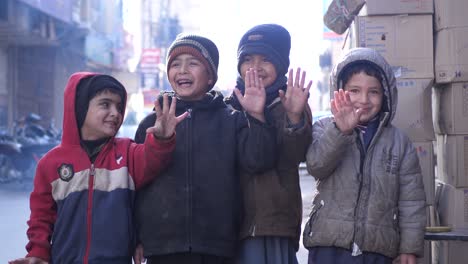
[
  {"x1": 196, "y1": 0, "x2": 328, "y2": 91},
  {"x1": 123, "y1": 0, "x2": 333, "y2": 109}
]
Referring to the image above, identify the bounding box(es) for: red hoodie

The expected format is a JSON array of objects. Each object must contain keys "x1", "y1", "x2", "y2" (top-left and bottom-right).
[{"x1": 25, "y1": 72, "x2": 175, "y2": 263}]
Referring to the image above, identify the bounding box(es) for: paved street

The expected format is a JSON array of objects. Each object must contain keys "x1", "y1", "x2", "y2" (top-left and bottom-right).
[
  {"x1": 0, "y1": 171, "x2": 317, "y2": 263},
  {"x1": 298, "y1": 170, "x2": 317, "y2": 263}
]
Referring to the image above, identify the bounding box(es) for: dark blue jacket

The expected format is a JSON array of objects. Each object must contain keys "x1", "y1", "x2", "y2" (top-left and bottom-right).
[{"x1": 134, "y1": 91, "x2": 276, "y2": 258}]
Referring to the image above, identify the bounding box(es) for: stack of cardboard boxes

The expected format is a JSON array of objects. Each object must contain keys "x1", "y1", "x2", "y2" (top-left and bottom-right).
[
  {"x1": 344, "y1": 0, "x2": 468, "y2": 262},
  {"x1": 432, "y1": 0, "x2": 468, "y2": 262}
]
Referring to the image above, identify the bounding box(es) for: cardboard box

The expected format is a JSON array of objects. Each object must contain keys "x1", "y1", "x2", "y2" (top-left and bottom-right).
[
  {"x1": 436, "y1": 184, "x2": 468, "y2": 229},
  {"x1": 434, "y1": 240, "x2": 468, "y2": 264},
  {"x1": 413, "y1": 141, "x2": 435, "y2": 205},
  {"x1": 393, "y1": 79, "x2": 435, "y2": 141},
  {"x1": 435, "y1": 27, "x2": 468, "y2": 83},
  {"x1": 436, "y1": 135, "x2": 468, "y2": 188},
  {"x1": 362, "y1": 0, "x2": 433, "y2": 16},
  {"x1": 354, "y1": 15, "x2": 434, "y2": 79},
  {"x1": 437, "y1": 184, "x2": 468, "y2": 229},
  {"x1": 436, "y1": 83, "x2": 468, "y2": 134},
  {"x1": 434, "y1": 0, "x2": 468, "y2": 31}
]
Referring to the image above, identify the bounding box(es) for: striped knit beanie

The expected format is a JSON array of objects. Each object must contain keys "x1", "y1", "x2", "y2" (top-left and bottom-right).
[{"x1": 166, "y1": 34, "x2": 219, "y2": 89}]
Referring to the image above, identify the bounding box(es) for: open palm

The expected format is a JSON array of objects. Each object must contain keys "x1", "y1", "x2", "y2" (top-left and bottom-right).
[
  {"x1": 234, "y1": 68, "x2": 266, "y2": 122},
  {"x1": 146, "y1": 94, "x2": 188, "y2": 138},
  {"x1": 279, "y1": 68, "x2": 312, "y2": 124},
  {"x1": 331, "y1": 89, "x2": 361, "y2": 135}
]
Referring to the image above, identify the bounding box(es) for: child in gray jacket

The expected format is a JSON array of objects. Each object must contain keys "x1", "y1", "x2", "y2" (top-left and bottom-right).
[{"x1": 303, "y1": 47, "x2": 426, "y2": 264}]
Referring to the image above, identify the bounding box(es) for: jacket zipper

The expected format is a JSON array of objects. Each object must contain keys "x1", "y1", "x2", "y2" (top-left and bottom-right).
[
  {"x1": 250, "y1": 174, "x2": 258, "y2": 236},
  {"x1": 83, "y1": 163, "x2": 95, "y2": 264},
  {"x1": 351, "y1": 132, "x2": 365, "y2": 256},
  {"x1": 186, "y1": 108, "x2": 193, "y2": 249},
  {"x1": 351, "y1": 123, "x2": 384, "y2": 255}
]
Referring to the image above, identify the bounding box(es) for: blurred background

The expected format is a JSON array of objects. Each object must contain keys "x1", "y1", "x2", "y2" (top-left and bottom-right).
[
  {"x1": 0, "y1": 0, "x2": 345, "y2": 262},
  {"x1": 0, "y1": 0, "x2": 344, "y2": 138}
]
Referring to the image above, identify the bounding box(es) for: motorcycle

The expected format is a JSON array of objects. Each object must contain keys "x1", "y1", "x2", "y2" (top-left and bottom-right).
[
  {"x1": 0, "y1": 113, "x2": 60, "y2": 183},
  {"x1": 0, "y1": 130, "x2": 22, "y2": 183}
]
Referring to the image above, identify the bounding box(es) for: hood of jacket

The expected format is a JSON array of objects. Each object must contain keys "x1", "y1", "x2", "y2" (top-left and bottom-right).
[
  {"x1": 61, "y1": 72, "x2": 128, "y2": 147},
  {"x1": 331, "y1": 48, "x2": 397, "y2": 124}
]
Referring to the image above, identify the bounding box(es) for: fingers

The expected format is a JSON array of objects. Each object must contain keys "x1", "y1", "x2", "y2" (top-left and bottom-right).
[
  {"x1": 168, "y1": 94, "x2": 176, "y2": 116},
  {"x1": 278, "y1": 90, "x2": 286, "y2": 104},
  {"x1": 287, "y1": 69, "x2": 294, "y2": 88},
  {"x1": 330, "y1": 99, "x2": 338, "y2": 115},
  {"x1": 176, "y1": 111, "x2": 189, "y2": 124},
  {"x1": 333, "y1": 90, "x2": 342, "y2": 110},
  {"x1": 295, "y1": 67, "x2": 301, "y2": 88},
  {"x1": 153, "y1": 99, "x2": 162, "y2": 118},
  {"x1": 245, "y1": 69, "x2": 253, "y2": 88},
  {"x1": 245, "y1": 68, "x2": 263, "y2": 90},
  {"x1": 162, "y1": 93, "x2": 169, "y2": 115}
]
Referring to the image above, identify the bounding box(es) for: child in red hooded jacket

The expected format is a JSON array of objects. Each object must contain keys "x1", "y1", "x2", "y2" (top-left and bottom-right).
[{"x1": 9, "y1": 72, "x2": 187, "y2": 264}]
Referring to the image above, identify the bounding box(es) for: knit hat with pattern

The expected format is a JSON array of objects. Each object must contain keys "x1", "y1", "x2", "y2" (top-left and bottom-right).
[
  {"x1": 237, "y1": 24, "x2": 291, "y2": 76},
  {"x1": 166, "y1": 34, "x2": 219, "y2": 89}
]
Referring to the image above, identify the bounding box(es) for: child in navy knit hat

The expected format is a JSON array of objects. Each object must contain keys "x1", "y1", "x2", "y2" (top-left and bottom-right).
[
  {"x1": 132, "y1": 34, "x2": 278, "y2": 264},
  {"x1": 226, "y1": 24, "x2": 313, "y2": 264}
]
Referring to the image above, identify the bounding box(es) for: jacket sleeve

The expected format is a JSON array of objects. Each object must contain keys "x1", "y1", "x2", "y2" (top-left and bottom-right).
[
  {"x1": 279, "y1": 105, "x2": 312, "y2": 165},
  {"x1": 305, "y1": 118, "x2": 354, "y2": 180},
  {"x1": 236, "y1": 112, "x2": 277, "y2": 174},
  {"x1": 25, "y1": 163, "x2": 56, "y2": 261},
  {"x1": 398, "y1": 139, "x2": 426, "y2": 257},
  {"x1": 128, "y1": 133, "x2": 175, "y2": 190}
]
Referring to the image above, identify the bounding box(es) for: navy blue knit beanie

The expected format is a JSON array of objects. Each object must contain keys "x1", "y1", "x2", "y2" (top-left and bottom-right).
[
  {"x1": 237, "y1": 24, "x2": 291, "y2": 76},
  {"x1": 167, "y1": 34, "x2": 219, "y2": 89}
]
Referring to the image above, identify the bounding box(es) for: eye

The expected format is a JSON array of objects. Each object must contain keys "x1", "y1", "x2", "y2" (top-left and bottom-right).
[
  {"x1": 348, "y1": 88, "x2": 359, "y2": 94},
  {"x1": 370, "y1": 89, "x2": 382, "y2": 95},
  {"x1": 243, "y1": 56, "x2": 252, "y2": 62},
  {"x1": 190, "y1": 60, "x2": 200, "y2": 66},
  {"x1": 101, "y1": 102, "x2": 110, "y2": 108},
  {"x1": 170, "y1": 62, "x2": 180, "y2": 68}
]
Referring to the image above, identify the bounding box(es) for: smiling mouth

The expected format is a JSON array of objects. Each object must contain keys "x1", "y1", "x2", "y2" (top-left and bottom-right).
[{"x1": 176, "y1": 79, "x2": 193, "y2": 86}]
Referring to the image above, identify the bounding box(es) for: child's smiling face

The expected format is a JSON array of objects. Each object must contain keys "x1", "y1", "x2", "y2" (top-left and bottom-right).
[
  {"x1": 240, "y1": 54, "x2": 277, "y2": 88},
  {"x1": 168, "y1": 53, "x2": 213, "y2": 101},
  {"x1": 344, "y1": 72, "x2": 383, "y2": 124},
  {"x1": 81, "y1": 90, "x2": 123, "y2": 140}
]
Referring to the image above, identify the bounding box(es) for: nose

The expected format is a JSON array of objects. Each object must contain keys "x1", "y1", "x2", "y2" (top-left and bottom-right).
[
  {"x1": 110, "y1": 105, "x2": 120, "y2": 117},
  {"x1": 358, "y1": 92, "x2": 369, "y2": 104},
  {"x1": 251, "y1": 58, "x2": 262, "y2": 70},
  {"x1": 179, "y1": 62, "x2": 188, "y2": 73}
]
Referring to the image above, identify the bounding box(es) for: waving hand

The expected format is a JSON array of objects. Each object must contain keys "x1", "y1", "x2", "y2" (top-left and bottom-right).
[
  {"x1": 279, "y1": 68, "x2": 312, "y2": 124},
  {"x1": 146, "y1": 94, "x2": 188, "y2": 139},
  {"x1": 234, "y1": 68, "x2": 266, "y2": 122},
  {"x1": 331, "y1": 89, "x2": 362, "y2": 135}
]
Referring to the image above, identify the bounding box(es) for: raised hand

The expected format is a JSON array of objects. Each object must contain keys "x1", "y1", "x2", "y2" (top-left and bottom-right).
[
  {"x1": 146, "y1": 94, "x2": 188, "y2": 139},
  {"x1": 234, "y1": 68, "x2": 266, "y2": 122},
  {"x1": 279, "y1": 68, "x2": 312, "y2": 124},
  {"x1": 331, "y1": 89, "x2": 361, "y2": 135},
  {"x1": 9, "y1": 257, "x2": 48, "y2": 264}
]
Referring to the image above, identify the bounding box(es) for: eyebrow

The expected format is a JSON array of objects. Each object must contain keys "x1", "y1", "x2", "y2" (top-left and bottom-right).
[{"x1": 97, "y1": 97, "x2": 121, "y2": 104}]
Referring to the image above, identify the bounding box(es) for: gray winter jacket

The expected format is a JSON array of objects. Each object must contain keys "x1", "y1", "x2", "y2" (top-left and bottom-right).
[{"x1": 302, "y1": 48, "x2": 426, "y2": 259}]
